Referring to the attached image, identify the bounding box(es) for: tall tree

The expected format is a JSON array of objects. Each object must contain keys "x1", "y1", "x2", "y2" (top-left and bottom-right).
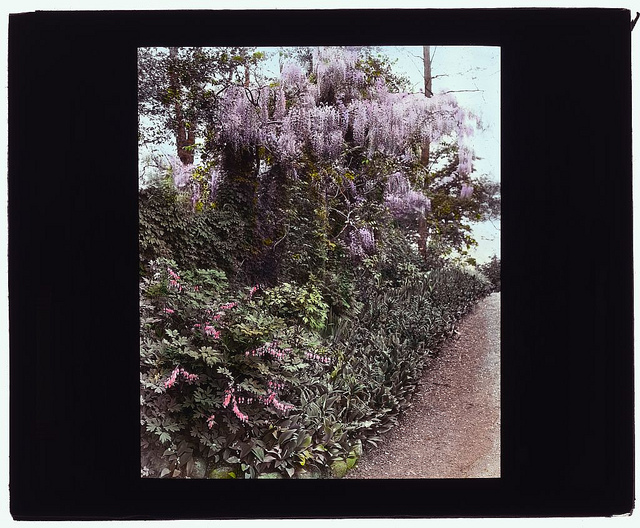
[
  {"x1": 168, "y1": 47, "x2": 197, "y2": 165},
  {"x1": 417, "y1": 45, "x2": 433, "y2": 259},
  {"x1": 138, "y1": 47, "x2": 266, "y2": 166}
]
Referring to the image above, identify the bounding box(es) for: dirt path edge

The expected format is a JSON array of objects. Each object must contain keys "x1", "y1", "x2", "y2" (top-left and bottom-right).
[{"x1": 345, "y1": 292, "x2": 501, "y2": 479}]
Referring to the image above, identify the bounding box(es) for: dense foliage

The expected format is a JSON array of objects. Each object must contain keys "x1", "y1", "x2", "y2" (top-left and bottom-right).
[
  {"x1": 140, "y1": 259, "x2": 490, "y2": 478},
  {"x1": 139, "y1": 46, "x2": 498, "y2": 478},
  {"x1": 479, "y1": 255, "x2": 501, "y2": 292}
]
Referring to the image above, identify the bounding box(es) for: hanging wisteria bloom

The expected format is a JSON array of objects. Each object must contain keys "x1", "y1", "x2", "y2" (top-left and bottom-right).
[
  {"x1": 208, "y1": 47, "x2": 478, "y2": 174},
  {"x1": 209, "y1": 167, "x2": 221, "y2": 200},
  {"x1": 457, "y1": 145, "x2": 474, "y2": 176},
  {"x1": 273, "y1": 84, "x2": 287, "y2": 121},
  {"x1": 385, "y1": 172, "x2": 431, "y2": 219},
  {"x1": 348, "y1": 226, "x2": 376, "y2": 258},
  {"x1": 165, "y1": 155, "x2": 221, "y2": 206},
  {"x1": 280, "y1": 60, "x2": 310, "y2": 93},
  {"x1": 167, "y1": 156, "x2": 194, "y2": 188},
  {"x1": 219, "y1": 85, "x2": 264, "y2": 150},
  {"x1": 308, "y1": 104, "x2": 346, "y2": 160},
  {"x1": 460, "y1": 183, "x2": 474, "y2": 199},
  {"x1": 313, "y1": 47, "x2": 365, "y2": 103}
]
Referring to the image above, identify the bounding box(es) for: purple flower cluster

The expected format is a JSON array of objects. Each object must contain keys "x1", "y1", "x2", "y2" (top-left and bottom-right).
[
  {"x1": 209, "y1": 47, "x2": 478, "y2": 173},
  {"x1": 459, "y1": 183, "x2": 474, "y2": 199},
  {"x1": 167, "y1": 156, "x2": 220, "y2": 207},
  {"x1": 208, "y1": 167, "x2": 221, "y2": 200},
  {"x1": 384, "y1": 172, "x2": 431, "y2": 219},
  {"x1": 219, "y1": 85, "x2": 263, "y2": 150},
  {"x1": 274, "y1": 84, "x2": 287, "y2": 121},
  {"x1": 348, "y1": 87, "x2": 474, "y2": 159},
  {"x1": 313, "y1": 47, "x2": 365, "y2": 103},
  {"x1": 280, "y1": 61, "x2": 309, "y2": 92},
  {"x1": 167, "y1": 156, "x2": 194, "y2": 189},
  {"x1": 307, "y1": 105, "x2": 346, "y2": 160},
  {"x1": 348, "y1": 226, "x2": 376, "y2": 259},
  {"x1": 457, "y1": 145, "x2": 474, "y2": 176}
]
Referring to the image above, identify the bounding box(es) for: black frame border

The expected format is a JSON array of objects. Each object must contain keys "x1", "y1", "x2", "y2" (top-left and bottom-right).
[{"x1": 8, "y1": 8, "x2": 634, "y2": 520}]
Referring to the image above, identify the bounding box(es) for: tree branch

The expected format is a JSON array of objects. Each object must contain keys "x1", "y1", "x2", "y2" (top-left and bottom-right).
[
  {"x1": 272, "y1": 225, "x2": 289, "y2": 249},
  {"x1": 441, "y1": 89, "x2": 483, "y2": 94}
]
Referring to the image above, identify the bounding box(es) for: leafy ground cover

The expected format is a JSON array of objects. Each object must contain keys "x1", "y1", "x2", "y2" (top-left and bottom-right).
[{"x1": 140, "y1": 254, "x2": 491, "y2": 478}]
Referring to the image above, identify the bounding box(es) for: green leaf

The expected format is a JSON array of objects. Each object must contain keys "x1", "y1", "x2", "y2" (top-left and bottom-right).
[
  {"x1": 278, "y1": 429, "x2": 294, "y2": 443},
  {"x1": 238, "y1": 442, "x2": 252, "y2": 459},
  {"x1": 251, "y1": 446, "x2": 265, "y2": 462}
]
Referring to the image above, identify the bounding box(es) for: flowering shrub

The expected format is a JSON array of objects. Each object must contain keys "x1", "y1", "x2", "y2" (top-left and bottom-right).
[
  {"x1": 478, "y1": 255, "x2": 501, "y2": 292},
  {"x1": 140, "y1": 256, "x2": 490, "y2": 479},
  {"x1": 141, "y1": 259, "x2": 344, "y2": 478}
]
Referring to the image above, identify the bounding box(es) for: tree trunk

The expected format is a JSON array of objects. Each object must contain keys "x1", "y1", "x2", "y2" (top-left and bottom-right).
[
  {"x1": 418, "y1": 46, "x2": 433, "y2": 260},
  {"x1": 244, "y1": 63, "x2": 250, "y2": 88},
  {"x1": 420, "y1": 45, "x2": 433, "y2": 166},
  {"x1": 169, "y1": 47, "x2": 195, "y2": 165}
]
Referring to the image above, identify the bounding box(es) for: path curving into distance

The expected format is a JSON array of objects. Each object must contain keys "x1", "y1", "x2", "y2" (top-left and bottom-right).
[{"x1": 346, "y1": 292, "x2": 501, "y2": 479}]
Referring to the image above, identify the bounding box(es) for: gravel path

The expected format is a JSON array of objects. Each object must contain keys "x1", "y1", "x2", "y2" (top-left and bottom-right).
[{"x1": 345, "y1": 292, "x2": 501, "y2": 479}]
